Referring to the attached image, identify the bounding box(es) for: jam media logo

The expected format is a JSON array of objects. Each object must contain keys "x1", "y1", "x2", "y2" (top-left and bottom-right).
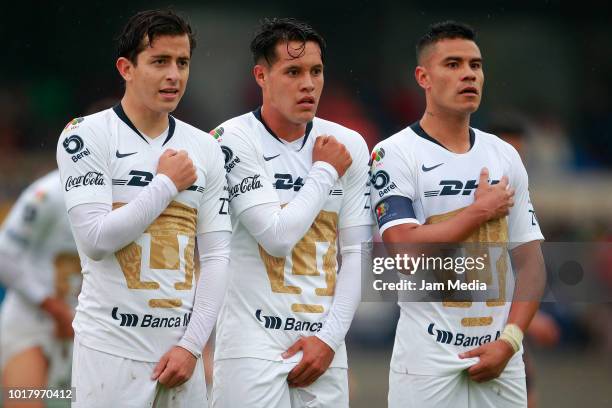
[
  {"x1": 222, "y1": 146, "x2": 241, "y2": 173},
  {"x1": 229, "y1": 174, "x2": 263, "y2": 200},
  {"x1": 65, "y1": 171, "x2": 105, "y2": 191},
  {"x1": 63, "y1": 134, "x2": 91, "y2": 162},
  {"x1": 255, "y1": 309, "x2": 282, "y2": 329},
  {"x1": 427, "y1": 323, "x2": 500, "y2": 347}
]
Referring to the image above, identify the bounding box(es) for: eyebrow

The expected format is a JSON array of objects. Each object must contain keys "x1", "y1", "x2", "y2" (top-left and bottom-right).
[
  {"x1": 442, "y1": 56, "x2": 482, "y2": 63},
  {"x1": 149, "y1": 54, "x2": 190, "y2": 60}
]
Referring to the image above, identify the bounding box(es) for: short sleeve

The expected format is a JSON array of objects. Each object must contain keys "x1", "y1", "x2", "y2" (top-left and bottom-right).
[
  {"x1": 338, "y1": 134, "x2": 374, "y2": 229},
  {"x1": 369, "y1": 142, "x2": 419, "y2": 234},
  {"x1": 507, "y1": 148, "x2": 544, "y2": 248},
  {"x1": 56, "y1": 125, "x2": 112, "y2": 211},
  {"x1": 197, "y1": 141, "x2": 232, "y2": 234},
  {"x1": 215, "y1": 125, "x2": 277, "y2": 217}
]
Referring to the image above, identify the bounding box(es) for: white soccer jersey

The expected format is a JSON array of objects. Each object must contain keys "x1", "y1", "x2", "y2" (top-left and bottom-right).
[
  {"x1": 0, "y1": 169, "x2": 80, "y2": 319},
  {"x1": 213, "y1": 108, "x2": 372, "y2": 368},
  {"x1": 56, "y1": 105, "x2": 231, "y2": 362},
  {"x1": 370, "y1": 122, "x2": 544, "y2": 376}
]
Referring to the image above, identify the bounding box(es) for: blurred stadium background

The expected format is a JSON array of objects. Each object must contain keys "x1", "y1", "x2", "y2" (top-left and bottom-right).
[{"x1": 1, "y1": 1, "x2": 610, "y2": 407}]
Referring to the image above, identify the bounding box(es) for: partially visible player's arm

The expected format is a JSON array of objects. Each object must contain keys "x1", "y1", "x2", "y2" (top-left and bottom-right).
[
  {"x1": 461, "y1": 150, "x2": 545, "y2": 382},
  {"x1": 62, "y1": 148, "x2": 196, "y2": 260},
  {"x1": 222, "y1": 128, "x2": 351, "y2": 257},
  {"x1": 238, "y1": 159, "x2": 338, "y2": 256},
  {"x1": 381, "y1": 168, "x2": 514, "y2": 244},
  {"x1": 315, "y1": 225, "x2": 371, "y2": 350},
  {"x1": 153, "y1": 137, "x2": 232, "y2": 388},
  {"x1": 177, "y1": 231, "x2": 231, "y2": 356}
]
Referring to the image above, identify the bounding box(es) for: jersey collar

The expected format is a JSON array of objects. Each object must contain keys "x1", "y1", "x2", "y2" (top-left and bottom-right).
[
  {"x1": 113, "y1": 103, "x2": 176, "y2": 146},
  {"x1": 252, "y1": 106, "x2": 313, "y2": 151},
  {"x1": 410, "y1": 121, "x2": 475, "y2": 152}
]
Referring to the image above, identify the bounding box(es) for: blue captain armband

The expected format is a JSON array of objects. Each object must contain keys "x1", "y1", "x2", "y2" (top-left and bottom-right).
[{"x1": 374, "y1": 195, "x2": 419, "y2": 234}]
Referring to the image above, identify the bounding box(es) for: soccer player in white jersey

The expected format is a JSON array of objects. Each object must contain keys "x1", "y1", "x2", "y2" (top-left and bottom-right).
[
  {"x1": 56, "y1": 9, "x2": 231, "y2": 407},
  {"x1": 0, "y1": 170, "x2": 79, "y2": 408},
  {"x1": 370, "y1": 21, "x2": 545, "y2": 407},
  {"x1": 210, "y1": 18, "x2": 373, "y2": 408}
]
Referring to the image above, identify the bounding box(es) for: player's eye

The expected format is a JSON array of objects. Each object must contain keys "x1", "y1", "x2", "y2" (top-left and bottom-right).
[
  {"x1": 153, "y1": 59, "x2": 166, "y2": 65},
  {"x1": 447, "y1": 61, "x2": 459, "y2": 69},
  {"x1": 471, "y1": 62, "x2": 482, "y2": 70},
  {"x1": 312, "y1": 67, "x2": 322, "y2": 76},
  {"x1": 178, "y1": 59, "x2": 190, "y2": 68},
  {"x1": 287, "y1": 69, "x2": 299, "y2": 76}
]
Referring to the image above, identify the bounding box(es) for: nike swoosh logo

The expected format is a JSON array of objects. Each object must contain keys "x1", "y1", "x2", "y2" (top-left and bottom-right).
[
  {"x1": 263, "y1": 154, "x2": 280, "y2": 161},
  {"x1": 116, "y1": 150, "x2": 137, "y2": 158},
  {"x1": 422, "y1": 163, "x2": 444, "y2": 172}
]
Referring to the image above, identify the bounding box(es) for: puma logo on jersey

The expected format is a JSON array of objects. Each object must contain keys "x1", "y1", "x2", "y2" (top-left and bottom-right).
[{"x1": 427, "y1": 323, "x2": 500, "y2": 347}]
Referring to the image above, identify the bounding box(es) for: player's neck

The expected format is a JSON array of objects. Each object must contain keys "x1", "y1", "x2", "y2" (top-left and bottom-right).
[
  {"x1": 261, "y1": 105, "x2": 307, "y2": 142},
  {"x1": 120, "y1": 95, "x2": 169, "y2": 139},
  {"x1": 419, "y1": 110, "x2": 472, "y2": 153}
]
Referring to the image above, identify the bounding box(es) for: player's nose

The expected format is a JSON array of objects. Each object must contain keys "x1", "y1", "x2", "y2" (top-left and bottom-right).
[
  {"x1": 165, "y1": 62, "x2": 181, "y2": 82},
  {"x1": 300, "y1": 73, "x2": 316, "y2": 92}
]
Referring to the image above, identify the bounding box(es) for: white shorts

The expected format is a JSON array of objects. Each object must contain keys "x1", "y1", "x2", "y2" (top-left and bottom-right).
[
  {"x1": 71, "y1": 336, "x2": 207, "y2": 408},
  {"x1": 211, "y1": 358, "x2": 348, "y2": 408},
  {"x1": 388, "y1": 369, "x2": 527, "y2": 408},
  {"x1": 0, "y1": 292, "x2": 72, "y2": 386}
]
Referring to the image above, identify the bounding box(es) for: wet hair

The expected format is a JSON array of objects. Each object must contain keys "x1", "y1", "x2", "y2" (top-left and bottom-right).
[
  {"x1": 250, "y1": 18, "x2": 326, "y2": 65},
  {"x1": 116, "y1": 9, "x2": 196, "y2": 64},
  {"x1": 416, "y1": 21, "x2": 476, "y2": 63}
]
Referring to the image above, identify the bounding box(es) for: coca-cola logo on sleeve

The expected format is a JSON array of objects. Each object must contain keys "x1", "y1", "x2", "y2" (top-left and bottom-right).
[
  {"x1": 228, "y1": 174, "x2": 262, "y2": 200},
  {"x1": 65, "y1": 171, "x2": 106, "y2": 191}
]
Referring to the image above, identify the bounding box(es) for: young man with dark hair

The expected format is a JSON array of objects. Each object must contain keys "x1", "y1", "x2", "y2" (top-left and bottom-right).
[
  {"x1": 56, "y1": 9, "x2": 231, "y2": 407},
  {"x1": 210, "y1": 18, "x2": 372, "y2": 408},
  {"x1": 370, "y1": 21, "x2": 545, "y2": 407}
]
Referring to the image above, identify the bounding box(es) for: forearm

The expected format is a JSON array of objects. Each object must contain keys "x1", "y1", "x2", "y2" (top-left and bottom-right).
[
  {"x1": 507, "y1": 241, "x2": 546, "y2": 332},
  {"x1": 241, "y1": 162, "x2": 338, "y2": 257},
  {"x1": 384, "y1": 204, "x2": 489, "y2": 243},
  {"x1": 68, "y1": 174, "x2": 177, "y2": 260},
  {"x1": 315, "y1": 225, "x2": 371, "y2": 350},
  {"x1": 178, "y1": 231, "x2": 231, "y2": 356}
]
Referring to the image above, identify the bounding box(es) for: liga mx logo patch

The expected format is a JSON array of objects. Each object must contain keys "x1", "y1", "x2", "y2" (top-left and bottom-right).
[
  {"x1": 370, "y1": 147, "x2": 385, "y2": 169},
  {"x1": 209, "y1": 126, "x2": 224, "y2": 142}
]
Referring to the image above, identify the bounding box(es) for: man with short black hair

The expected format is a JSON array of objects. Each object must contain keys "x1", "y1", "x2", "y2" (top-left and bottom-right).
[
  {"x1": 56, "y1": 9, "x2": 230, "y2": 407},
  {"x1": 210, "y1": 18, "x2": 372, "y2": 408},
  {"x1": 370, "y1": 21, "x2": 545, "y2": 407}
]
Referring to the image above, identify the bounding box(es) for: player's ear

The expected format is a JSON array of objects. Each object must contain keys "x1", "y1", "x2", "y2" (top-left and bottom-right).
[
  {"x1": 415, "y1": 65, "x2": 430, "y2": 90},
  {"x1": 116, "y1": 57, "x2": 134, "y2": 82},
  {"x1": 253, "y1": 64, "x2": 266, "y2": 89}
]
